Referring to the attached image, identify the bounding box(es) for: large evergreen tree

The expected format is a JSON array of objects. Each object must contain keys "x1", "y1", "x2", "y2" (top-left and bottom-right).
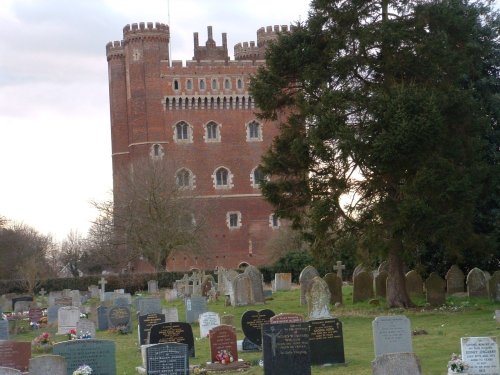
[{"x1": 251, "y1": 0, "x2": 500, "y2": 307}]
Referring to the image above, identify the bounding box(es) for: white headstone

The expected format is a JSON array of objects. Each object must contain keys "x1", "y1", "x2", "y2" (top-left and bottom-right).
[
  {"x1": 461, "y1": 336, "x2": 500, "y2": 375},
  {"x1": 199, "y1": 312, "x2": 220, "y2": 338},
  {"x1": 57, "y1": 306, "x2": 80, "y2": 335},
  {"x1": 162, "y1": 307, "x2": 179, "y2": 323},
  {"x1": 372, "y1": 315, "x2": 413, "y2": 357}
]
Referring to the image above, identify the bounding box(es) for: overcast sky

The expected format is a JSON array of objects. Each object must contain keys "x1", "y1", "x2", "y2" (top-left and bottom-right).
[{"x1": 0, "y1": 0, "x2": 311, "y2": 241}]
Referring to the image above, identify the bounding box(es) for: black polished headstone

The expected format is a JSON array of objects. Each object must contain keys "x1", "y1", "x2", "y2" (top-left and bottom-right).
[
  {"x1": 241, "y1": 309, "x2": 275, "y2": 347},
  {"x1": 107, "y1": 305, "x2": 131, "y2": 332},
  {"x1": 149, "y1": 322, "x2": 195, "y2": 357},
  {"x1": 53, "y1": 339, "x2": 116, "y2": 375},
  {"x1": 138, "y1": 313, "x2": 165, "y2": 345},
  {"x1": 262, "y1": 322, "x2": 311, "y2": 375},
  {"x1": 308, "y1": 318, "x2": 345, "y2": 365},
  {"x1": 146, "y1": 343, "x2": 189, "y2": 375}
]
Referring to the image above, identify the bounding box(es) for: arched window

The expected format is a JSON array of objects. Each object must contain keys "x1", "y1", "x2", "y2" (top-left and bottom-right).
[
  {"x1": 153, "y1": 144, "x2": 160, "y2": 156},
  {"x1": 237, "y1": 79, "x2": 243, "y2": 89},
  {"x1": 212, "y1": 79, "x2": 218, "y2": 90},
  {"x1": 199, "y1": 79, "x2": 206, "y2": 90},
  {"x1": 173, "y1": 79, "x2": 179, "y2": 90},
  {"x1": 216, "y1": 168, "x2": 228, "y2": 186},
  {"x1": 224, "y1": 79, "x2": 231, "y2": 89},
  {"x1": 247, "y1": 120, "x2": 261, "y2": 141},
  {"x1": 150, "y1": 143, "x2": 164, "y2": 159},
  {"x1": 253, "y1": 167, "x2": 265, "y2": 186},
  {"x1": 176, "y1": 121, "x2": 189, "y2": 140},
  {"x1": 186, "y1": 79, "x2": 192, "y2": 90},
  {"x1": 206, "y1": 121, "x2": 219, "y2": 141},
  {"x1": 176, "y1": 169, "x2": 191, "y2": 188}
]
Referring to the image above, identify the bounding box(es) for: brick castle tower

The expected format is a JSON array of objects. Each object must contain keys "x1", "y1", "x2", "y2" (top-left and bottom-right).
[{"x1": 106, "y1": 23, "x2": 289, "y2": 271}]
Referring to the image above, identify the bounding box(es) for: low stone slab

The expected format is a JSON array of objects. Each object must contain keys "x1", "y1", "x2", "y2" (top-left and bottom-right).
[{"x1": 372, "y1": 352, "x2": 422, "y2": 375}]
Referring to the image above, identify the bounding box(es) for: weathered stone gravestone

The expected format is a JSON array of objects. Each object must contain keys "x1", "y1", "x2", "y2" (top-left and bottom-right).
[
  {"x1": 424, "y1": 272, "x2": 446, "y2": 306},
  {"x1": 244, "y1": 265, "x2": 265, "y2": 303},
  {"x1": 352, "y1": 264, "x2": 367, "y2": 280},
  {"x1": 0, "y1": 320, "x2": 8, "y2": 340},
  {"x1": 148, "y1": 322, "x2": 195, "y2": 357},
  {"x1": 323, "y1": 273, "x2": 343, "y2": 305},
  {"x1": 96, "y1": 305, "x2": 108, "y2": 331},
  {"x1": 405, "y1": 270, "x2": 424, "y2": 297},
  {"x1": 88, "y1": 285, "x2": 99, "y2": 299},
  {"x1": 461, "y1": 336, "x2": 500, "y2": 375},
  {"x1": 262, "y1": 322, "x2": 311, "y2": 375},
  {"x1": 220, "y1": 314, "x2": 235, "y2": 327},
  {"x1": 11, "y1": 296, "x2": 32, "y2": 311},
  {"x1": 76, "y1": 318, "x2": 96, "y2": 338},
  {"x1": 495, "y1": 310, "x2": 500, "y2": 324},
  {"x1": 374, "y1": 271, "x2": 388, "y2": 298},
  {"x1": 333, "y1": 261, "x2": 346, "y2": 281},
  {"x1": 309, "y1": 318, "x2": 345, "y2": 365},
  {"x1": 165, "y1": 289, "x2": 178, "y2": 302},
  {"x1": 184, "y1": 296, "x2": 207, "y2": 323},
  {"x1": 372, "y1": 353, "x2": 422, "y2": 375},
  {"x1": 70, "y1": 290, "x2": 81, "y2": 308},
  {"x1": 199, "y1": 312, "x2": 220, "y2": 338},
  {"x1": 0, "y1": 341, "x2": 31, "y2": 372},
  {"x1": 98, "y1": 277, "x2": 107, "y2": 302},
  {"x1": 0, "y1": 367, "x2": 23, "y2": 374},
  {"x1": 53, "y1": 339, "x2": 115, "y2": 375},
  {"x1": 488, "y1": 271, "x2": 500, "y2": 302},
  {"x1": 113, "y1": 296, "x2": 130, "y2": 307},
  {"x1": 54, "y1": 297, "x2": 72, "y2": 308},
  {"x1": 145, "y1": 343, "x2": 189, "y2": 375},
  {"x1": 138, "y1": 313, "x2": 165, "y2": 346},
  {"x1": 223, "y1": 270, "x2": 239, "y2": 299},
  {"x1": 13, "y1": 301, "x2": 32, "y2": 313},
  {"x1": 467, "y1": 268, "x2": 488, "y2": 297},
  {"x1": 148, "y1": 280, "x2": 159, "y2": 294},
  {"x1": 274, "y1": 273, "x2": 292, "y2": 291},
  {"x1": 28, "y1": 355, "x2": 67, "y2": 375},
  {"x1": 372, "y1": 315, "x2": 413, "y2": 357},
  {"x1": 231, "y1": 273, "x2": 253, "y2": 306},
  {"x1": 306, "y1": 276, "x2": 333, "y2": 320},
  {"x1": 107, "y1": 305, "x2": 132, "y2": 332},
  {"x1": 209, "y1": 325, "x2": 238, "y2": 363},
  {"x1": 241, "y1": 309, "x2": 275, "y2": 348},
  {"x1": 162, "y1": 307, "x2": 179, "y2": 323},
  {"x1": 136, "y1": 297, "x2": 162, "y2": 316},
  {"x1": 57, "y1": 306, "x2": 80, "y2": 335},
  {"x1": 352, "y1": 271, "x2": 374, "y2": 303},
  {"x1": 299, "y1": 265, "x2": 320, "y2": 305},
  {"x1": 270, "y1": 313, "x2": 304, "y2": 324},
  {"x1": 47, "y1": 305, "x2": 62, "y2": 325},
  {"x1": 445, "y1": 265, "x2": 465, "y2": 294}
]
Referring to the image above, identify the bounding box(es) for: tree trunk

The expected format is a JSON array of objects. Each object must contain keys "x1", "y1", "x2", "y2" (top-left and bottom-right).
[{"x1": 386, "y1": 240, "x2": 414, "y2": 308}]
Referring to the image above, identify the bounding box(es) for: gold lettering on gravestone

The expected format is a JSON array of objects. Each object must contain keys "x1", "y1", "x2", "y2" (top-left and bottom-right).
[
  {"x1": 110, "y1": 308, "x2": 129, "y2": 319},
  {"x1": 247, "y1": 314, "x2": 269, "y2": 330},
  {"x1": 158, "y1": 326, "x2": 185, "y2": 343},
  {"x1": 309, "y1": 320, "x2": 342, "y2": 341}
]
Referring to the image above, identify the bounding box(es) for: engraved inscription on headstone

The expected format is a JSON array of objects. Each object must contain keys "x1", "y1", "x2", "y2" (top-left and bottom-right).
[
  {"x1": 107, "y1": 306, "x2": 131, "y2": 332},
  {"x1": 146, "y1": 343, "x2": 188, "y2": 375},
  {"x1": 138, "y1": 313, "x2": 165, "y2": 346},
  {"x1": 309, "y1": 318, "x2": 345, "y2": 365},
  {"x1": 209, "y1": 325, "x2": 238, "y2": 363},
  {"x1": 461, "y1": 336, "x2": 500, "y2": 375},
  {"x1": 53, "y1": 339, "x2": 115, "y2": 375},
  {"x1": 57, "y1": 306, "x2": 80, "y2": 335},
  {"x1": 372, "y1": 315, "x2": 413, "y2": 357},
  {"x1": 148, "y1": 322, "x2": 195, "y2": 358},
  {"x1": 241, "y1": 309, "x2": 275, "y2": 347},
  {"x1": 199, "y1": 312, "x2": 220, "y2": 338}
]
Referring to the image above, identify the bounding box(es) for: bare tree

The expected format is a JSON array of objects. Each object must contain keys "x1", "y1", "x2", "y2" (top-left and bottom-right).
[{"x1": 59, "y1": 230, "x2": 87, "y2": 277}]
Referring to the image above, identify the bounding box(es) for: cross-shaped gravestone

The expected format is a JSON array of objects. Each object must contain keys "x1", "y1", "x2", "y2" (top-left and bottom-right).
[
  {"x1": 333, "y1": 261, "x2": 346, "y2": 281},
  {"x1": 99, "y1": 277, "x2": 108, "y2": 302},
  {"x1": 39, "y1": 288, "x2": 46, "y2": 298}
]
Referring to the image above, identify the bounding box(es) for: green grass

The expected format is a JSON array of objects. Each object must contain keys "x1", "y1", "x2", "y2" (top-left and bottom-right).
[{"x1": 11, "y1": 288, "x2": 500, "y2": 375}]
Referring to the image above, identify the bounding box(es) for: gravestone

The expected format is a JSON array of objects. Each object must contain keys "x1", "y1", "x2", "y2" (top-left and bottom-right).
[
  {"x1": 201, "y1": 276, "x2": 214, "y2": 298},
  {"x1": 57, "y1": 306, "x2": 80, "y2": 334},
  {"x1": 0, "y1": 341, "x2": 31, "y2": 372},
  {"x1": 185, "y1": 296, "x2": 207, "y2": 323},
  {"x1": 29, "y1": 355, "x2": 67, "y2": 375},
  {"x1": 424, "y1": 272, "x2": 446, "y2": 306},
  {"x1": 270, "y1": 313, "x2": 304, "y2": 324},
  {"x1": 262, "y1": 322, "x2": 311, "y2": 375},
  {"x1": 146, "y1": 343, "x2": 189, "y2": 375},
  {"x1": 53, "y1": 339, "x2": 115, "y2": 375},
  {"x1": 352, "y1": 264, "x2": 367, "y2": 280},
  {"x1": 163, "y1": 307, "x2": 179, "y2": 323},
  {"x1": 274, "y1": 273, "x2": 292, "y2": 291},
  {"x1": 323, "y1": 273, "x2": 343, "y2": 305},
  {"x1": 76, "y1": 318, "x2": 96, "y2": 338},
  {"x1": 148, "y1": 280, "x2": 159, "y2": 294},
  {"x1": 138, "y1": 313, "x2": 165, "y2": 346},
  {"x1": 165, "y1": 289, "x2": 178, "y2": 302},
  {"x1": 113, "y1": 297, "x2": 130, "y2": 307},
  {"x1": 107, "y1": 305, "x2": 131, "y2": 332},
  {"x1": 241, "y1": 309, "x2": 275, "y2": 347},
  {"x1": 13, "y1": 301, "x2": 32, "y2": 313},
  {"x1": 96, "y1": 306, "x2": 108, "y2": 330},
  {"x1": 309, "y1": 318, "x2": 345, "y2": 365},
  {"x1": 54, "y1": 297, "x2": 72, "y2": 307},
  {"x1": 372, "y1": 315, "x2": 413, "y2": 357},
  {"x1": 0, "y1": 320, "x2": 8, "y2": 340},
  {"x1": 98, "y1": 277, "x2": 107, "y2": 302},
  {"x1": 47, "y1": 305, "x2": 62, "y2": 325},
  {"x1": 28, "y1": 307, "x2": 43, "y2": 324},
  {"x1": 220, "y1": 314, "x2": 235, "y2": 327},
  {"x1": 199, "y1": 312, "x2": 220, "y2": 338},
  {"x1": 488, "y1": 271, "x2": 500, "y2": 302},
  {"x1": 88, "y1": 285, "x2": 99, "y2": 299},
  {"x1": 372, "y1": 353, "x2": 422, "y2": 375},
  {"x1": 11, "y1": 296, "x2": 32, "y2": 311},
  {"x1": 333, "y1": 261, "x2": 346, "y2": 281},
  {"x1": 352, "y1": 271, "x2": 374, "y2": 303},
  {"x1": 0, "y1": 367, "x2": 22, "y2": 374},
  {"x1": 306, "y1": 276, "x2": 332, "y2": 320},
  {"x1": 467, "y1": 268, "x2": 488, "y2": 297},
  {"x1": 70, "y1": 290, "x2": 81, "y2": 308},
  {"x1": 378, "y1": 261, "x2": 389, "y2": 274},
  {"x1": 299, "y1": 265, "x2": 320, "y2": 305},
  {"x1": 405, "y1": 270, "x2": 424, "y2": 297},
  {"x1": 148, "y1": 322, "x2": 195, "y2": 357},
  {"x1": 244, "y1": 265, "x2": 265, "y2": 304},
  {"x1": 496, "y1": 310, "x2": 500, "y2": 324},
  {"x1": 374, "y1": 271, "x2": 388, "y2": 298},
  {"x1": 137, "y1": 297, "x2": 162, "y2": 316},
  {"x1": 445, "y1": 265, "x2": 465, "y2": 294},
  {"x1": 209, "y1": 325, "x2": 238, "y2": 363},
  {"x1": 461, "y1": 336, "x2": 500, "y2": 375},
  {"x1": 241, "y1": 337, "x2": 260, "y2": 352},
  {"x1": 231, "y1": 273, "x2": 253, "y2": 306}
]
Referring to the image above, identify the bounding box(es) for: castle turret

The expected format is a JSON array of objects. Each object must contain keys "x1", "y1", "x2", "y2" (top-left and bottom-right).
[
  {"x1": 193, "y1": 26, "x2": 229, "y2": 62},
  {"x1": 234, "y1": 25, "x2": 291, "y2": 61}
]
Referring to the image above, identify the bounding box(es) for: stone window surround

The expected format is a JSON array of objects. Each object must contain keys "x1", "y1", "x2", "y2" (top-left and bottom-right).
[
  {"x1": 150, "y1": 143, "x2": 165, "y2": 160},
  {"x1": 227, "y1": 211, "x2": 242, "y2": 229},
  {"x1": 212, "y1": 166, "x2": 234, "y2": 189},
  {"x1": 269, "y1": 213, "x2": 281, "y2": 229},
  {"x1": 204, "y1": 120, "x2": 222, "y2": 142},
  {"x1": 175, "y1": 167, "x2": 196, "y2": 189},
  {"x1": 246, "y1": 120, "x2": 263, "y2": 142},
  {"x1": 173, "y1": 121, "x2": 193, "y2": 143},
  {"x1": 250, "y1": 166, "x2": 266, "y2": 188}
]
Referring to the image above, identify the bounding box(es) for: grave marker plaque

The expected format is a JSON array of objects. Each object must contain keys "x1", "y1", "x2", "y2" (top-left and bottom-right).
[
  {"x1": 309, "y1": 318, "x2": 345, "y2": 365},
  {"x1": 241, "y1": 309, "x2": 275, "y2": 347},
  {"x1": 0, "y1": 341, "x2": 31, "y2": 372},
  {"x1": 262, "y1": 322, "x2": 311, "y2": 375},
  {"x1": 163, "y1": 307, "x2": 179, "y2": 323},
  {"x1": 76, "y1": 319, "x2": 96, "y2": 338},
  {"x1": 372, "y1": 315, "x2": 413, "y2": 357},
  {"x1": 11, "y1": 296, "x2": 32, "y2": 311},
  {"x1": 47, "y1": 305, "x2": 61, "y2": 325},
  {"x1": 53, "y1": 339, "x2": 115, "y2": 375},
  {"x1": 461, "y1": 336, "x2": 500, "y2": 375},
  {"x1": 148, "y1": 322, "x2": 195, "y2": 357},
  {"x1": 146, "y1": 343, "x2": 189, "y2": 375},
  {"x1": 138, "y1": 313, "x2": 165, "y2": 346},
  {"x1": 209, "y1": 325, "x2": 238, "y2": 363}
]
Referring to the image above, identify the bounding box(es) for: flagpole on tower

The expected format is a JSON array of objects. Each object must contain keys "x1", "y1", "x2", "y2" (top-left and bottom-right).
[{"x1": 168, "y1": 0, "x2": 172, "y2": 67}]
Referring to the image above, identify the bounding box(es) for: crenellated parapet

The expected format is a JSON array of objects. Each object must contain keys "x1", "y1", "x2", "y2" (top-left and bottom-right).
[
  {"x1": 234, "y1": 25, "x2": 291, "y2": 61},
  {"x1": 193, "y1": 26, "x2": 229, "y2": 62},
  {"x1": 106, "y1": 40, "x2": 125, "y2": 61},
  {"x1": 123, "y1": 22, "x2": 170, "y2": 43}
]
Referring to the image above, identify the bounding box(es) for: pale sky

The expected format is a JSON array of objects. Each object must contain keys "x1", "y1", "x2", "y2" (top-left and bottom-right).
[{"x1": 0, "y1": 0, "x2": 311, "y2": 241}]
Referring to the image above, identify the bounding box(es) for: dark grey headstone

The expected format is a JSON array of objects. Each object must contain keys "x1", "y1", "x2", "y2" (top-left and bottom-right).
[
  {"x1": 53, "y1": 339, "x2": 115, "y2": 375},
  {"x1": 0, "y1": 320, "x2": 8, "y2": 340},
  {"x1": 137, "y1": 298, "x2": 162, "y2": 316},
  {"x1": 184, "y1": 296, "x2": 207, "y2": 324},
  {"x1": 323, "y1": 273, "x2": 342, "y2": 305},
  {"x1": 467, "y1": 268, "x2": 488, "y2": 297},
  {"x1": 242, "y1": 337, "x2": 260, "y2": 352},
  {"x1": 113, "y1": 297, "x2": 130, "y2": 307},
  {"x1": 96, "y1": 306, "x2": 108, "y2": 331},
  {"x1": 148, "y1": 322, "x2": 195, "y2": 357},
  {"x1": 146, "y1": 343, "x2": 189, "y2": 375},
  {"x1": 309, "y1": 318, "x2": 345, "y2": 365},
  {"x1": 424, "y1": 272, "x2": 446, "y2": 306},
  {"x1": 262, "y1": 322, "x2": 311, "y2": 375},
  {"x1": 138, "y1": 313, "x2": 165, "y2": 346},
  {"x1": 107, "y1": 305, "x2": 131, "y2": 332},
  {"x1": 445, "y1": 265, "x2": 465, "y2": 294},
  {"x1": 374, "y1": 271, "x2": 388, "y2": 298},
  {"x1": 405, "y1": 270, "x2": 424, "y2": 297},
  {"x1": 352, "y1": 271, "x2": 374, "y2": 303}
]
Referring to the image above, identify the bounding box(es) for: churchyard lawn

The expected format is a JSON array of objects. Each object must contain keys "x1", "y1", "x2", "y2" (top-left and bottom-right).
[{"x1": 10, "y1": 286, "x2": 498, "y2": 375}]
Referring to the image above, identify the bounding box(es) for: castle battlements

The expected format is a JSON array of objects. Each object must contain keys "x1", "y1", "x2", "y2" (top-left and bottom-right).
[
  {"x1": 105, "y1": 40, "x2": 124, "y2": 60},
  {"x1": 123, "y1": 22, "x2": 169, "y2": 37},
  {"x1": 234, "y1": 24, "x2": 291, "y2": 61}
]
